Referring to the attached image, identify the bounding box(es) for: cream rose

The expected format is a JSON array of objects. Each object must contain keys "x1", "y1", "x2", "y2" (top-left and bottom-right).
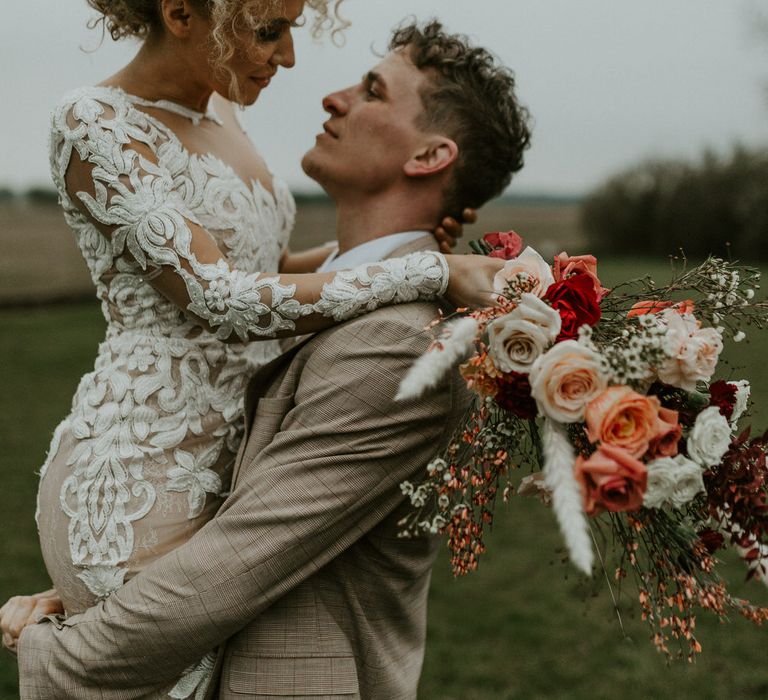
[
  {"x1": 488, "y1": 294, "x2": 562, "y2": 373},
  {"x1": 658, "y1": 311, "x2": 723, "y2": 391},
  {"x1": 493, "y1": 246, "x2": 555, "y2": 298},
  {"x1": 687, "y1": 406, "x2": 731, "y2": 467},
  {"x1": 643, "y1": 455, "x2": 705, "y2": 509},
  {"x1": 529, "y1": 340, "x2": 609, "y2": 423}
]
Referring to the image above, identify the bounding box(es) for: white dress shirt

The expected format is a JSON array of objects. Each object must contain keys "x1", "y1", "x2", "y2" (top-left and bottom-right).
[{"x1": 317, "y1": 231, "x2": 433, "y2": 272}]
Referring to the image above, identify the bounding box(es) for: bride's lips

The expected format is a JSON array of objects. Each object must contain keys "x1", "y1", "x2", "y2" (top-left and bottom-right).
[{"x1": 250, "y1": 74, "x2": 274, "y2": 88}]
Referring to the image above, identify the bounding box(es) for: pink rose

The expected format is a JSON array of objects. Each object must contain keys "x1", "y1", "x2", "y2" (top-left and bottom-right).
[
  {"x1": 658, "y1": 311, "x2": 723, "y2": 391},
  {"x1": 553, "y1": 252, "x2": 609, "y2": 302},
  {"x1": 574, "y1": 443, "x2": 648, "y2": 516},
  {"x1": 585, "y1": 386, "x2": 661, "y2": 458},
  {"x1": 627, "y1": 299, "x2": 695, "y2": 319},
  {"x1": 647, "y1": 406, "x2": 682, "y2": 459},
  {"x1": 483, "y1": 231, "x2": 524, "y2": 260}
]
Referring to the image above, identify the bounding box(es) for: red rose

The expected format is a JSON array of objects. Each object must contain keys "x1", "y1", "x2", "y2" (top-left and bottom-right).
[
  {"x1": 494, "y1": 371, "x2": 538, "y2": 419},
  {"x1": 708, "y1": 379, "x2": 737, "y2": 420},
  {"x1": 544, "y1": 273, "x2": 602, "y2": 342},
  {"x1": 483, "y1": 231, "x2": 524, "y2": 260}
]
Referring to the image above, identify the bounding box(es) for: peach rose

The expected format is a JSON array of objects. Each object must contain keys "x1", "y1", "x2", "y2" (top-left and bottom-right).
[
  {"x1": 658, "y1": 311, "x2": 723, "y2": 391},
  {"x1": 494, "y1": 246, "x2": 555, "y2": 298},
  {"x1": 627, "y1": 299, "x2": 695, "y2": 319},
  {"x1": 528, "y1": 340, "x2": 609, "y2": 423},
  {"x1": 553, "y1": 252, "x2": 609, "y2": 302},
  {"x1": 574, "y1": 443, "x2": 647, "y2": 516},
  {"x1": 647, "y1": 406, "x2": 682, "y2": 459},
  {"x1": 585, "y1": 386, "x2": 661, "y2": 458}
]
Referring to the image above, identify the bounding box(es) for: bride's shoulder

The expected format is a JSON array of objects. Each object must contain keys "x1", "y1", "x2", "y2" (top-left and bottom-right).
[{"x1": 51, "y1": 85, "x2": 136, "y2": 128}]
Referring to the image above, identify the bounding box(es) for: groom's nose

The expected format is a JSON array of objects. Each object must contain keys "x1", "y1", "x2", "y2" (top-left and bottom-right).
[{"x1": 322, "y1": 88, "x2": 351, "y2": 117}]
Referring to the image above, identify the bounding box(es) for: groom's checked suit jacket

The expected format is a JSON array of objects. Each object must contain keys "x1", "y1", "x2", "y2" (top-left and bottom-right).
[{"x1": 18, "y1": 237, "x2": 472, "y2": 700}]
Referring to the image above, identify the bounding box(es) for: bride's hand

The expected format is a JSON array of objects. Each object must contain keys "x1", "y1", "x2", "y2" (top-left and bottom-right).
[
  {"x1": 433, "y1": 208, "x2": 478, "y2": 253},
  {"x1": 443, "y1": 254, "x2": 504, "y2": 309},
  {"x1": 0, "y1": 588, "x2": 64, "y2": 654}
]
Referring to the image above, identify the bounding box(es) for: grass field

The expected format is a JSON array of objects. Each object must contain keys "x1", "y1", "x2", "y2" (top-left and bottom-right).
[{"x1": 1, "y1": 259, "x2": 768, "y2": 699}]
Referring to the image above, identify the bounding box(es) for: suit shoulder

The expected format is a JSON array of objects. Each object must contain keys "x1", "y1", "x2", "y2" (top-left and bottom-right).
[{"x1": 298, "y1": 302, "x2": 442, "y2": 366}]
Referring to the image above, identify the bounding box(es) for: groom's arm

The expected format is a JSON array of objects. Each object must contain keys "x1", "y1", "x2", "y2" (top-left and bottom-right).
[{"x1": 18, "y1": 309, "x2": 461, "y2": 699}]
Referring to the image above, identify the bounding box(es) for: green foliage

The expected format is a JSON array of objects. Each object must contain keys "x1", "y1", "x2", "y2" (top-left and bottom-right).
[{"x1": 582, "y1": 147, "x2": 768, "y2": 259}]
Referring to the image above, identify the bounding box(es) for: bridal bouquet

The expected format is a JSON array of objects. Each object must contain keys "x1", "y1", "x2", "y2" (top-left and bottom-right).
[{"x1": 397, "y1": 231, "x2": 768, "y2": 659}]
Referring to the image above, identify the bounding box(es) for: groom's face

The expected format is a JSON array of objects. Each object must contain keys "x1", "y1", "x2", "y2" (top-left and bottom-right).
[{"x1": 301, "y1": 50, "x2": 432, "y2": 194}]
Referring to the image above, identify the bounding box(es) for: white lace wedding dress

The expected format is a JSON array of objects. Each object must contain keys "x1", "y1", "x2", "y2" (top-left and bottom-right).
[{"x1": 34, "y1": 85, "x2": 449, "y2": 699}]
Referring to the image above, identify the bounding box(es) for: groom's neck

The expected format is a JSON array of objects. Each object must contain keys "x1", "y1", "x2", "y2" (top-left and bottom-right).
[{"x1": 333, "y1": 190, "x2": 439, "y2": 255}]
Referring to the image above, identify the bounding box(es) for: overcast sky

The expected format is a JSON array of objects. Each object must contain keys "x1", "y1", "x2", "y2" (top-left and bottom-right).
[{"x1": 2, "y1": 1, "x2": 767, "y2": 195}]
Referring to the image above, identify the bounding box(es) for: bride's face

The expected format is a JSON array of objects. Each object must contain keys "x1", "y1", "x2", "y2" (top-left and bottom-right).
[{"x1": 186, "y1": 0, "x2": 304, "y2": 105}]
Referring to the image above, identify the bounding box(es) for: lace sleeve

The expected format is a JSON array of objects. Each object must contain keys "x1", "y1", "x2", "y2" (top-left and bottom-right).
[{"x1": 54, "y1": 91, "x2": 448, "y2": 342}]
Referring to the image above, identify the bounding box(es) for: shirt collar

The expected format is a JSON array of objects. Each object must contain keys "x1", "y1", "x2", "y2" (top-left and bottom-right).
[{"x1": 318, "y1": 231, "x2": 433, "y2": 272}]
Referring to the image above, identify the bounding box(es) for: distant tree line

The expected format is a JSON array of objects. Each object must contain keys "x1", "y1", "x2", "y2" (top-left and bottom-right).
[{"x1": 581, "y1": 146, "x2": 768, "y2": 259}]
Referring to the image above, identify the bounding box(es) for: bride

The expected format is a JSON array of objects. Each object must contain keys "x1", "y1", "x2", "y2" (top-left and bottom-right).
[{"x1": 1, "y1": 0, "x2": 499, "y2": 666}]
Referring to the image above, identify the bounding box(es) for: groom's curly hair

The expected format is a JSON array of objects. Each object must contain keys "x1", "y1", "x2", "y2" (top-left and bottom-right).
[{"x1": 390, "y1": 21, "x2": 532, "y2": 217}]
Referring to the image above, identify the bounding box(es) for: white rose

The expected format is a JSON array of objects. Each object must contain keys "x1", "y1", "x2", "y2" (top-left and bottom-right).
[
  {"x1": 644, "y1": 455, "x2": 706, "y2": 509},
  {"x1": 493, "y1": 246, "x2": 555, "y2": 297},
  {"x1": 687, "y1": 406, "x2": 731, "y2": 468},
  {"x1": 488, "y1": 294, "x2": 561, "y2": 373},
  {"x1": 528, "y1": 340, "x2": 609, "y2": 423},
  {"x1": 668, "y1": 456, "x2": 706, "y2": 508},
  {"x1": 730, "y1": 380, "x2": 751, "y2": 427},
  {"x1": 643, "y1": 457, "x2": 678, "y2": 509}
]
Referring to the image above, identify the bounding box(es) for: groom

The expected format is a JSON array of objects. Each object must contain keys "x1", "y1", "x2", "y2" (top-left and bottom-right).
[{"x1": 17, "y1": 21, "x2": 531, "y2": 699}]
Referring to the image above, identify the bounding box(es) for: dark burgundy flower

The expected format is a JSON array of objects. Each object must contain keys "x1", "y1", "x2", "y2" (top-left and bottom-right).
[
  {"x1": 494, "y1": 371, "x2": 537, "y2": 419},
  {"x1": 544, "y1": 273, "x2": 602, "y2": 341},
  {"x1": 696, "y1": 528, "x2": 725, "y2": 554},
  {"x1": 708, "y1": 379, "x2": 738, "y2": 420},
  {"x1": 483, "y1": 231, "x2": 524, "y2": 260}
]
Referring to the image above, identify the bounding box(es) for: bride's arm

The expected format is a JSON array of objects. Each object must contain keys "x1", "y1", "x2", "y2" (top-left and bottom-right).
[{"x1": 57, "y1": 95, "x2": 500, "y2": 342}]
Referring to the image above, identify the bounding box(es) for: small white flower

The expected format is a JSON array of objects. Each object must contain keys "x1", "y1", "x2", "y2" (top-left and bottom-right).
[
  {"x1": 733, "y1": 331, "x2": 746, "y2": 343},
  {"x1": 687, "y1": 406, "x2": 731, "y2": 468},
  {"x1": 746, "y1": 289, "x2": 755, "y2": 300},
  {"x1": 427, "y1": 458, "x2": 447, "y2": 476},
  {"x1": 438, "y1": 494, "x2": 450, "y2": 509}
]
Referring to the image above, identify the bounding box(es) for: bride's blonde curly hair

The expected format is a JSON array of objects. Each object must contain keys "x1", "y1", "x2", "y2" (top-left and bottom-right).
[{"x1": 86, "y1": 0, "x2": 347, "y2": 99}]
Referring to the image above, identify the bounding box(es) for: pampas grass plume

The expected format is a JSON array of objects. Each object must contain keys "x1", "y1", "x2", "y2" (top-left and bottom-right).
[{"x1": 396, "y1": 316, "x2": 479, "y2": 401}]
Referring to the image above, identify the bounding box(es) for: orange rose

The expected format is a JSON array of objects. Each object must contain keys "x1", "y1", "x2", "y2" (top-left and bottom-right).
[
  {"x1": 627, "y1": 299, "x2": 695, "y2": 318},
  {"x1": 647, "y1": 406, "x2": 682, "y2": 459},
  {"x1": 574, "y1": 443, "x2": 647, "y2": 516},
  {"x1": 585, "y1": 386, "x2": 661, "y2": 457},
  {"x1": 553, "y1": 252, "x2": 609, "y2": 302}
]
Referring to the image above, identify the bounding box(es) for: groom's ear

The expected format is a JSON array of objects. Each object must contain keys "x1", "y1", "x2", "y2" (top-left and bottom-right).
[{"x1": 403, "y1": 138, "x2": 458, "y2": 179}]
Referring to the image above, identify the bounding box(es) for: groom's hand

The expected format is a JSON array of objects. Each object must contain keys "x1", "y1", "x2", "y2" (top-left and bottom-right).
[
  {"x1": 0, "y1": 589, "x2": 63, "y2": 654},
  {"x1": 434, "y1": 207, "x2": 477, "y2": 253}
]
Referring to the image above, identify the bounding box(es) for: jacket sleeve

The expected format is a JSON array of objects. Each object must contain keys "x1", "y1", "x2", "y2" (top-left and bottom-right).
[{"x1": 17, "y1": 313, "x2": 460, "y2": 699}]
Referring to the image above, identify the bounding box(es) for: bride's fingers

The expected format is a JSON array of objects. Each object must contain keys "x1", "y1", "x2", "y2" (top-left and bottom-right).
[{"x1": 4, "y1": 598, "x2": 36, "y2": 639}]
